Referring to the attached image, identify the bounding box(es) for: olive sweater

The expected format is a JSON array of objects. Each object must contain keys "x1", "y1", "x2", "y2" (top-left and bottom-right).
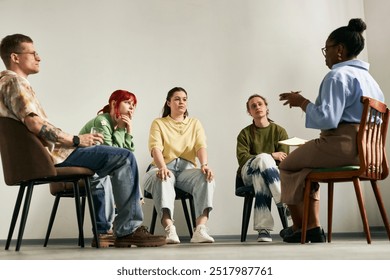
[{"x1": 236, "y1": 122, "x2": 289, "y2": 173}]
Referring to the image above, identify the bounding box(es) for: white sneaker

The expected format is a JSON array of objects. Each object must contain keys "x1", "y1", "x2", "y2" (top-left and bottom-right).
[
  {"x1": 190, "y1": 225, "x2": 214, "y2": 243},
  {"x1": 165, "y1": 224, "x2": 180, "y2": 244}
]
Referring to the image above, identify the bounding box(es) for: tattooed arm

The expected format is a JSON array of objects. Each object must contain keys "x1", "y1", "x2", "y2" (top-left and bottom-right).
[{"x1": 24, "y1": 113, "x2": 102, "y2": 147}]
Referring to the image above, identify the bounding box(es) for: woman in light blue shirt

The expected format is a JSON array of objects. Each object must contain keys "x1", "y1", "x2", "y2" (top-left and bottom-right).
[{"x1": 278, "y1": 18, "x2": 384, "y2": 243}]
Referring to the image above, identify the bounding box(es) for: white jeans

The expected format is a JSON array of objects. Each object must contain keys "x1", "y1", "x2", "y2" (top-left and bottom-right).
[
  {"x1": 241, "y1": 153, "x2": 281, "y2": 231},
  {"x1": 143, "y1": 158, "x2": 215, "y2": 221}
]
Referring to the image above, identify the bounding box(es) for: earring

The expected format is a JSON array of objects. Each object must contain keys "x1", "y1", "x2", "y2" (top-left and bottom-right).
[{"x1": 338, "y1": 53, "x2": 342, "y2": 61}]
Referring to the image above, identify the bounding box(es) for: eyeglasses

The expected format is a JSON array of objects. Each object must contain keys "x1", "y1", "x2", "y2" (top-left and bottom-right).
[
  {"x1": 14, "y1": 51, "x2": 39, "y2": 58},
  {"x1": 321, "y1": 44, "x2": 337, "y2": 56}
]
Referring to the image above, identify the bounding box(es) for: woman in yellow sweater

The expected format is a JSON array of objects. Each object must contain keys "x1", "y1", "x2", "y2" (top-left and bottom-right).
[{"x1": 143, "y1": 87, "x2": 216, "y2": 244}]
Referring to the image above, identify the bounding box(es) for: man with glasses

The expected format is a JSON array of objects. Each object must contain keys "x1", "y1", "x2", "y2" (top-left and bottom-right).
[{"x1": 0, "y1": 33, "x2": 166, "y2": 248}]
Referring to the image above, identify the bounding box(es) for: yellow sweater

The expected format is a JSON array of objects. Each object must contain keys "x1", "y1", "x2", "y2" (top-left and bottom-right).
[{"x1": 148, "y1": 116, "x2": 207, "y2": 166}]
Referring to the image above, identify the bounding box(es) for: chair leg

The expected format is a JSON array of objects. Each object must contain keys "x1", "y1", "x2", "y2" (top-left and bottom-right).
[
  {"x1": 327, "y1": 182, "x2": 334, "y2": 243},
  {"x1": 370, "y1": 180, "x2": 390, "y2": 241},
  {"x1": 353, "y1": 178, "x2": 371, "y2": 244},
  {"x1": 73, "y1": 181, "x2": 84, "y2": 247},
  {"x1": 241, "y1": 195, "x2": 253, "y2": 242},
  {"x1": 189, "y1": 197, "x2": 196, "y2": 230},
  {"x1": 15, "y1": 183, "x2": 35, "y2": 251},
  {"x1": 43, "y1": 194, "x2": 61, "y2": 247},
  {"x1": 301, "y1": 180, "x2": 312, "y2": 244},
  {"x1": 84, "y1": 177, "x2": 100, "y2": 248},
  {"x1": 180, "y1": 198, "x2": 193, "y2": 237},
  {"x1": 79, "y1": 196, "x2": 86, "y2": 246},
  {"x1": 5, "y1": 185, "x2": 26, "y2": 250},
  {"x1": 150, "y1": 207, "x2": 157, "y2": 234}
]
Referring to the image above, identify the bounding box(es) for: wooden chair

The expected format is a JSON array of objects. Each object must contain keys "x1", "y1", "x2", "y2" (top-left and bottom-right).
[
  {"x1": 0, "y1": 117, "x2": 99, "y2": 251},
  {"x1": 144, "y1": 165, "x2": 196, "y2": 237},
  {"x1": 235, "y1": 174, "x2": 289, "y2": 242},
  {"x1": 301, "y1": 96, "x2": 390, "y2": 244}
]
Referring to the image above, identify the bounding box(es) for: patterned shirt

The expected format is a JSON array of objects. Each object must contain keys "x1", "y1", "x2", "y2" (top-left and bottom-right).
[{"x1": 0, "y1": 70, "x2": 73, "y2": 164}]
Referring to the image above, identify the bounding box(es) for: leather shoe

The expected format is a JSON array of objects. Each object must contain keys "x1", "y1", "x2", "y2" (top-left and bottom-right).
[
  {"x1": 283, "y1": 227, "x2": 326, "y2": 243},
  {"x1": 279, "y1": 226, "x2": 294, "y2": 238}
]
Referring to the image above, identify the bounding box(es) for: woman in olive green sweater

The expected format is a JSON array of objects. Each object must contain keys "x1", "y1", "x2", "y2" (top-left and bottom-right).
[{"x1": 236, "y1": 94, "x2": 289, "y2": 242}]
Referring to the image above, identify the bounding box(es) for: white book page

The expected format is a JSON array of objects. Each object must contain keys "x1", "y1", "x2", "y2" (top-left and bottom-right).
[{"x1": 278, "y1": 137, "x2": 308, "y2": 146}]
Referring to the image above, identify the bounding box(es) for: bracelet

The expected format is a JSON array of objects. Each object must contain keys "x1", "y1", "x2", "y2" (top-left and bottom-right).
[
  {"x1": 300, "y1": 99, "x2": 310, "y2": 109},
  {"x1": 201, "y1": 163, "x2": 208, "y2": 167}
]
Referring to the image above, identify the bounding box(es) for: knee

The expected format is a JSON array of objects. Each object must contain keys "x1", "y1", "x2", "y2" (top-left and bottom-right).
[
  {"x1": 126, "y1": 150, "x2": 136, "y2": 161},
  {"x1": 252, "y1": 153, "x2": 273, "y2": 165}
]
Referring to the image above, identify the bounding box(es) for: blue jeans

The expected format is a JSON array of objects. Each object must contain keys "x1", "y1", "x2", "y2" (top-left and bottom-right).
[
  {"x1": 56, "y1": 145, "x2": 143, "y2": 237},
  {"x1": 90, "y1": 175, "x2": 115, "y2": 234}
]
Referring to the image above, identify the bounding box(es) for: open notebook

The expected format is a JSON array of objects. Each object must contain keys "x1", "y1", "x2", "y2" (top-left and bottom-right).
[{"x1": 278, "y1": 137, "x2": 308, "y2": 146}]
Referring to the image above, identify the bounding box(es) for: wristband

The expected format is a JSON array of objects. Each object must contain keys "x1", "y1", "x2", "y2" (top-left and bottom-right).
[{"x1": 300, "y1": 99, "x2": 310, "y2": 109}]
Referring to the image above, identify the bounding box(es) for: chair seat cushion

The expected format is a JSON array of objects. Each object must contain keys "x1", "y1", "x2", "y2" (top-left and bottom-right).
[
  {"x1": 235, "y1": 185, "x2": 254, "y2": 197},
  {"x1": 235, "y1": 174, "x2": 254, "y2": 197},
  {"x1": 56, "y1": 166, "x2": 94, "y2": 176},
  {"x1": 313, "y1": 165, "x2": 360, "y2": 173},
  {"x1": 50, "y1": 180, "x2": 86, "y2": 195}
]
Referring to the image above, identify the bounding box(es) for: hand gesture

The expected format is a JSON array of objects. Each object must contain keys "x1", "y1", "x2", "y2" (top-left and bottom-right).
[{"x1": 279, "y1": 91, "x2": 307, "y2": 108}]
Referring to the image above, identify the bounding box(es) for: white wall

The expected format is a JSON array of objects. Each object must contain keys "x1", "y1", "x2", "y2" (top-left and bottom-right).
[
  {"x1": 0, "y1": 0, "x2": 388, "y2": 239},
  {"x1": 363, "y1": 0, "x2": 390, "y2": 226}
]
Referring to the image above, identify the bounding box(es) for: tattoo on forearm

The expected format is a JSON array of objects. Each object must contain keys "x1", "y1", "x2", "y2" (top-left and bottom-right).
[{"x1": 39, "y1": 124, "x2": 60, "y2": 142}]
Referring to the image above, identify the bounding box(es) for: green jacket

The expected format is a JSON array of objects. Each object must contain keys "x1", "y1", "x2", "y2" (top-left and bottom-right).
[{"x1": 79, "y1": 113, "x2": 135, "y2": 151}]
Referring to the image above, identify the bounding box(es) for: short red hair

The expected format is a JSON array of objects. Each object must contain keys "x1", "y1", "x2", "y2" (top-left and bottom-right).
[{"x1": 98, "y1": 89, "x2": 137, "y2": 118}]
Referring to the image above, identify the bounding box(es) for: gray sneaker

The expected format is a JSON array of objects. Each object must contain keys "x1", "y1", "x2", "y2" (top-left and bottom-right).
[{"x1": 257, "y1": 229, "x2": 272, "y2": 242}]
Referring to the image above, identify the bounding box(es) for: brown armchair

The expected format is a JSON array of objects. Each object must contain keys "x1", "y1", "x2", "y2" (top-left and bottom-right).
[{"x1": 0, "y1": 117, "x2": 99, "y2": 251}]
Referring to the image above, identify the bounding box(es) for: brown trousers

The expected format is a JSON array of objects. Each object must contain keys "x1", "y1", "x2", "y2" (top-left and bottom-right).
[{"x1": 279, "y1": 123, "x2": 360, "y2": 205}]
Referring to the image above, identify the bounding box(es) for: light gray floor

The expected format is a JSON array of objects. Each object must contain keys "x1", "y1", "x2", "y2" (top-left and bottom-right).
[{"x1": 1, "y1": 233, "x2": 389, "y2": 260}]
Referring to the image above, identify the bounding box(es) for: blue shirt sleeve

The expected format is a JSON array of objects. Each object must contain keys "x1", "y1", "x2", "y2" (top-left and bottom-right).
[
  {"x1": 305, "y1": 60, "x2": 384, "y2": 130},
  {"x1": 305, "y1": 75, "x2": 347, "y2": 130}
]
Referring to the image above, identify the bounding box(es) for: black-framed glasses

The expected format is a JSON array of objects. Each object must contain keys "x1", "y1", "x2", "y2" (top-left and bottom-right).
[
  {"x1": 321, "y1": 44, "x2": 337, "y2": 56},
  {"x1": 14, "y1": 51, "x2": 39, "y2": 58}
]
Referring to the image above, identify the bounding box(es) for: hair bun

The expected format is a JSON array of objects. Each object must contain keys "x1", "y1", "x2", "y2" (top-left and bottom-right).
[{"x1": 348, "y1": 18, "x2": 367, "y2": 33}]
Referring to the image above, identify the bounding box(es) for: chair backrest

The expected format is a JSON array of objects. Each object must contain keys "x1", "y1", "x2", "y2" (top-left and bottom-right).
[
  {"x1": 358, "y1": 96, "x2": 389, "y2": 180},
  {"x1": 0, "y1": 117, "x2": 57, "y2": 185}
]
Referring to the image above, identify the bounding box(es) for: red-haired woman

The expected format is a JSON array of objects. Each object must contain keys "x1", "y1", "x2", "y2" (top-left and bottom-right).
[
  {"x1": 81, "y1": 89, "x2": 138, "y2": 149},
  {"x1": 80, "y1": 89, "x2": 138, "y2": 247}
]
